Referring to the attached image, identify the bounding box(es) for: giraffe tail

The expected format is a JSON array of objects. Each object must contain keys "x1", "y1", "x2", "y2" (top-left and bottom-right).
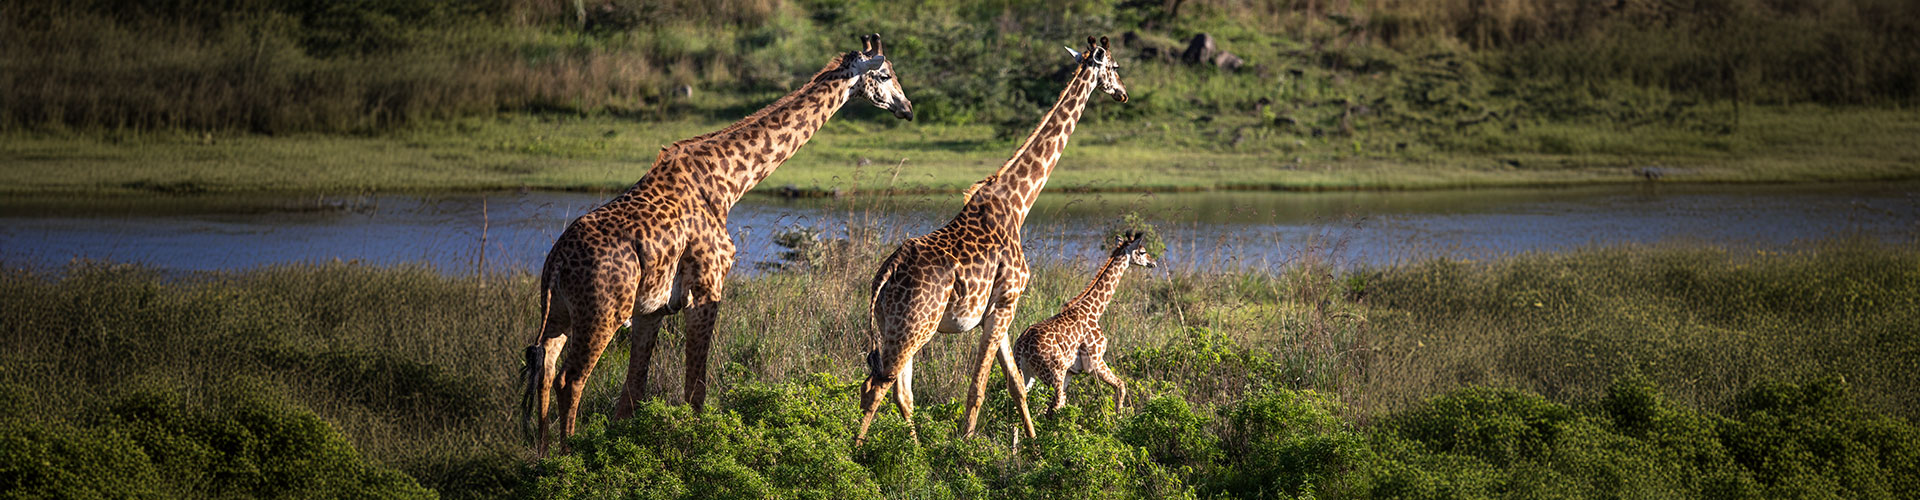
[
  {"x1": 863, "y1": 248, "x2": 905, "y2": 379},
  {"x1": 517, "y1": 285, "x2": 555, "y2": 445},
  {"x1": 518, "y1": 344, "x2": 540, "y2": 444}
]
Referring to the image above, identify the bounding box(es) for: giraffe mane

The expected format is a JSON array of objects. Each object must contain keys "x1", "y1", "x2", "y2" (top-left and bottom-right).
[
  {"x1": 655, "y1": 51, "x2": 863, "y2": 157},
  {"x1": 970, "y1": 57, "x2": 1095, "y2": 205},
  {"x1": 963, "y1": 174, "x2": 996, "y2": 201}
]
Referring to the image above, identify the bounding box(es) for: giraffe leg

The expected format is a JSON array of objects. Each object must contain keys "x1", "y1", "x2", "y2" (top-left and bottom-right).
[
  {"x1": 531, "y1": 332, "x2": 567, "y2": 457},
  {"x1": 551, "y1": 309, "x2": 623, "y2": 453},
  {"x1": 893, "y1": 357, "x2": 917, "y2": 440},
  {"x1": 613, "y1": 313, "x2": 665, "y2": 419},
  {"x1": 1049, "y1": 370, "x2": 1070, "y2": 414},
  {"x1": 681, "y1": 302, "x2": 719, "y2": 412},
  {"x1": 855, "y1": 377, "x2": 896, "y2": 445},
  {"x1": 681, "y1": 239, "x2": 732, "y2": 413},
  {"x1": 859, "y1": 265, "x2": 951, "y2": 446},
  {"x1": 996, "y1": 329, "x2": 1035, "y2": 437},
  {"x1": 1091, "y1": 360, "x2": 1126, "y2": 410},
  {"x1": 1087, "y1": 343, "x2": 1125, "y2": 410},
  {"x1": 960, "y1": 325, "x2": 999, "y2": 437},
  {"x1": 962, "y1": 289, "x2": 1033, "y2": 438}
]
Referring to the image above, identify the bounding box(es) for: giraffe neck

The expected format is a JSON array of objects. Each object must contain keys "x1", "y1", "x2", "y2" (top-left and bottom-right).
[
  {"x1": 965, "y1": 65, "x2": 1098, "y2": 232},
  {"x1": 646, "y1": 53, "x2": 862, "y2": 209},
  {"x1": 1064, "y1": 251, "x2": 1131, "y2": 323}
]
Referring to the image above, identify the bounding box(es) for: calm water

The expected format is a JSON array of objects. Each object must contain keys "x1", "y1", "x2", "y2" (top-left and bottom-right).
[{"x1": 2, "y1": 182, "x2": 1915, "y2": 274}]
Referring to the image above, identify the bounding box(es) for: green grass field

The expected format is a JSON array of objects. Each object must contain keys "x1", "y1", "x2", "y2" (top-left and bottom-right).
[
  {"x1": 3, "y1": 239, "x2": 1915, "y2": 497},
  {"x1": 5, "y1": 105, "x2": 1917, "y2": 196}
]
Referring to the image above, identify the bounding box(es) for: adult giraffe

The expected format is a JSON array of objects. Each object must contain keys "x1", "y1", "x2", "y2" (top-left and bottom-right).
[
  {"x1": 523, "y1": 34, "x2": 913, "y2": 455},
  {"x1": 856, "y1": 36, "x2": 1127, "y2": 444}
]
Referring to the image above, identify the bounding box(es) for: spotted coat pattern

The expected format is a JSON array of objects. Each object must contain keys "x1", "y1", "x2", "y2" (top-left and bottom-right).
[
  {"x1": 855, "y1": 36, "x2": 1129, "y2": 445},
  {"x1": 524, "y1": 35, "x2": 912, "y2": 456},
  {"x1": 1014, "y1": 234, "x2": 1155, "y2": 414}
]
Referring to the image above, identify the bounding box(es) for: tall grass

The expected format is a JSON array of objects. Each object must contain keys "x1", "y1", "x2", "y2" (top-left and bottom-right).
[{"x1": 3, "y1": 235, "x2": 1915, "y2": 496}]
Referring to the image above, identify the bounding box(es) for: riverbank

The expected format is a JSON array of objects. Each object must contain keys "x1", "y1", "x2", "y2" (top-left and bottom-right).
[
  {"x1": 4, "y1": 106, "x2": 1917, "y2": 197},
  {"x1": 2, "y1": 240, "x2": 1915, "y2": 497}
]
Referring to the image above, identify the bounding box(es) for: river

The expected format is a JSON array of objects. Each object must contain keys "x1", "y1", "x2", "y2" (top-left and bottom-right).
[{"x1": 2, "y1": 182, "x2": 1914, "y2": 274}]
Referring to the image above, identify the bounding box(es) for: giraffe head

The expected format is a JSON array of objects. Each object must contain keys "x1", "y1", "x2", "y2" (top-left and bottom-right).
[
  {"x1": 1066, "y1": 35, "x2": 1128, "y2": 103},
  {"x1": 1113, "y1": 232, "x2": 1157, "y2": 268},
  {"x1": 854, "y1": 33, "x2": 915, "y2": 121}
]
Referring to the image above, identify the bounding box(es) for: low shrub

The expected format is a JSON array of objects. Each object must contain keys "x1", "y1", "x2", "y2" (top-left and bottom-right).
[{"x1": 0, "y1": 383, "x2": 431, "y2": 498}]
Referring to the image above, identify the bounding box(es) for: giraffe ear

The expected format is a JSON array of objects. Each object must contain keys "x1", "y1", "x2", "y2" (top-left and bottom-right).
[
  {"x1": 856, "y1": 54, "x2": 887, "y2": 72},
  {"x1": 1064, "y1": 46, "x2": 1082, "y2": 63}
]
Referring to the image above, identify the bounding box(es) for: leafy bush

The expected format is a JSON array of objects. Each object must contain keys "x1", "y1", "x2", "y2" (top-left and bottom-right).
[
  {"x1": 1118, "y1": 395, "x2": 1219, "y2": 471},
  {"x1": 525, "y1": 374, "x2": 879, "y2": 499},
  {"x1": 1212, "y1": 390, "x2": 1362, "y2": 499},
  {"x1": 1116, "y1": 326, "x2": 1290, "y2": 403},
  {"x1": 0, "y1": 384, "x2": 432, "y2": 498}
]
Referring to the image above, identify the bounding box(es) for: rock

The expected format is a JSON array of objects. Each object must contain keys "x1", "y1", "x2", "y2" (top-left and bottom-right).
[
  {"x1": 1181, "y1": 33, "x2": 1217, "y2": 65},
  {"x1": 674, "y1": 84, "x2": 694, "y2": 99},
  {"x1": 1212, "y1": 52, "x2": 1244, "y2": 72}
]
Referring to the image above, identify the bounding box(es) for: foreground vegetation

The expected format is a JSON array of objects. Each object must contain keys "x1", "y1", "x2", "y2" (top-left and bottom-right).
[
  {"x1": 5, "y1": 0, "x2": 1919, "y2": 195},
  {"x1": 2, "y1": 237, "x2": 1915, "y2": 497}
]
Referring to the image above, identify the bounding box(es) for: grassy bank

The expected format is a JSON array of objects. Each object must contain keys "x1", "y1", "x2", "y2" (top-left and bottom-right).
[
  {"x1": 2, "y1": 238, "x2": 1915, "y2": 497},
  {"x1": 6, "y1": 0, "x2": 1918, "y2": 195},
  {"x1": 5, "y1": 104, "x2": 1918, "y2": 196}
]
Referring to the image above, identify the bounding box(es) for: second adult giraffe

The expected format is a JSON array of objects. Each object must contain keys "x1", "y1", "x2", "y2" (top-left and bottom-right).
[
  {"x1": 856, "y1": 36, "x2": 1128, "y2": 444},
  {"x1": 523, "y1": 34, "x2": 913, "y2": 456}
]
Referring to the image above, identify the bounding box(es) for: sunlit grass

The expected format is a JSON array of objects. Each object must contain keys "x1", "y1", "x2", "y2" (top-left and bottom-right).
[{"x1": 5, "y1": 106, "x2": 1917, "y2": 196}]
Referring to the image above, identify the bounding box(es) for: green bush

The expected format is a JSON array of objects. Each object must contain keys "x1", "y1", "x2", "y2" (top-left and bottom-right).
[
  {"x1": 1211, "y1": 390, "x2": 1363, "y2": 499},
  {"x1": 1117, "y1": 395, "x2": 1219, "y2": 471},
  {"x1": 0, "y1": 384, "x2": 432, "y2": 498},
  {"x1": 1722, "y1": 378, "x2": 1920, "y2": 498},
  {"x1": 1016, "y1": 406, "x2": 1195, "y2": 500},
  {"x1": 524, "y1": 375, "x2": 880, "y2": 499}
]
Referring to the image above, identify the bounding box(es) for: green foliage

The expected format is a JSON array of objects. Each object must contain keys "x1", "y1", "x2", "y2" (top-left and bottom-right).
[
  {"x1": 0, "y1": 261, "x2": 528, "y2": 498},
  {"x1": 1105, "y1": 212, "x2": 1167, "y2": 258},
  {"x1": 5, "y1": 242, "x2": 1920, "y2": 498},
  {"x1": 1212, "y1": 390, "x2": 1363, "y2": 499},
  {"x1": 8, "y1": 0, "x2": 1916, "y2": 135},
  {"x1": 1118, "y1": 396, "x2": 1219, "y2": 470},
  {"x1": 1116, "y1": 326, "x2": 1289, "y2": 402},
  {"x1": 0, "y1": 383, "x2": 432, "y2": 498},
  {"x1": 1722, "y1": 378, "x2": 1920, "y2": 498}
]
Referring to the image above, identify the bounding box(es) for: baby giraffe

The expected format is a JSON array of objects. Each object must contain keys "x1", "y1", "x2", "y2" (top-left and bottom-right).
[{"x1": 1013, "y1": 232, "x2": 1156, "y2": 414}]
